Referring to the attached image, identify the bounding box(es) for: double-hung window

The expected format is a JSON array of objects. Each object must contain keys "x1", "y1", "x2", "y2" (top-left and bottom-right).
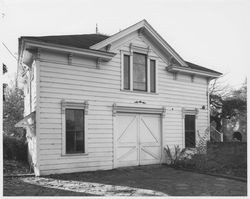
[
  {"x1": 123, "y1": 52, "x2": 156, "y2": 93},
  {"x1": 133, "y1": 53, "x2": 147, "y2": 91},
  {"x1": 66, "y1": 109, "x2": 85, "y2": 153},
  {"x1": 184, "y1": 115, "x2": 196, "y2": 148},
  {"x1": 61, "y1": 100, "x2": 88, "y2": 155}
]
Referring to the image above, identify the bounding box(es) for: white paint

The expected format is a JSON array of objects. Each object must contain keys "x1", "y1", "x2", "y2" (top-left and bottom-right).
[
  {"x1": 20, "y1": 30, "x2": 210, "y2": 175},
  {"x1": 115, "y1": 113, "x2": 162, "y2": 167}
]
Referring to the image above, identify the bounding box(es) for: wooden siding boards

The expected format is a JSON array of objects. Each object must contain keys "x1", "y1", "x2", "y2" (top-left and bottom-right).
[{"x1": 36, "y1": 35, "x2": 209, "y2": 175}]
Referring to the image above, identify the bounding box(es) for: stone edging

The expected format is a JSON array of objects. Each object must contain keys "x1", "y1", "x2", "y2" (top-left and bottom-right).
[{"x1": 173, "y1": 167, "x2": 247, "y2": 182}]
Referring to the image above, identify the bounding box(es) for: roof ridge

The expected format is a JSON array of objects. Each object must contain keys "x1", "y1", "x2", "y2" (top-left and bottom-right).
[{"x1": 21, "y1": 33, "x2": 109, "y2": 38}]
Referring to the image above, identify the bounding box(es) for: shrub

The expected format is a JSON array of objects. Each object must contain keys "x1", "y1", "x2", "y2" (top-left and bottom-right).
[
  {"x1": 164, "y1": 145, "x2": 208, "y2": 171},
  {"x1": 164, "y1": 145, "x2": 186, "y2": 166},
  {"x1": 3, "y1": 135, "x2": 27, "y2": 161}
]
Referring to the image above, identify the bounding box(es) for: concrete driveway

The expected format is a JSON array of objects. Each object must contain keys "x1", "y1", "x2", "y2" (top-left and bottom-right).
[{"x1": 3, "y1": 165, "x2": 247, "y2": 196}]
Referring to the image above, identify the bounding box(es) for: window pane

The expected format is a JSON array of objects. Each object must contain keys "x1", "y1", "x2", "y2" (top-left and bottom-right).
[
  {"x1": 75, "y1": 110, "x2": 84, "y2": 131},
  {"x1": 185, "y1": 115, "x2": 195, "y2": 131},
  {"x1": 133, "y1": 53, "x2": 147, "y2": 91},
  {"x1": 66, "y1": 131, "x2": 75, "y2": 153},
  {"x1": 66, "y1": 109, "x2": 75, "y2": 131},
  {"x1": 133, "y1": 53, "x2": 146, "y2": 65},
  {"x1": 66, "y1": 109, "x2": 85, "y2": 153},
  {"x1": 150, "y1": 60, "x2": 156, "y2": 92},
  {"x1": 185, "y1": 131, "x2": 195, "y2": 148},
  {"x1": 185, "y1": 115, "x2": 195, "y2": 148},
  {"x1": 123, "y1": 55, "x2": 130, "y2": 90},
  {"x1": 76, "y1": 131, "x2": 84, "y2": 151}
]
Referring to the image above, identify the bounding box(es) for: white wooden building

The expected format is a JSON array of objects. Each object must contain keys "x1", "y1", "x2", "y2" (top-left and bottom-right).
[{"x1": 16, "y1": 20, "x2": 221, "y2": 176}]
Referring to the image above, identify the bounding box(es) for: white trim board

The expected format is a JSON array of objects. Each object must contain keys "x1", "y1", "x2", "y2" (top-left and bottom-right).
[{"x1": 90, "y1": 19, "x2": 188, "y2": 67}]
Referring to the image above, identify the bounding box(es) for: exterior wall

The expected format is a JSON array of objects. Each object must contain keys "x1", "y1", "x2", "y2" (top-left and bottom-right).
[
  {"x1": 31, "y1": 61, "x2": 37, "y2": 112},
  {"x1": 24, "y1": 61, "x2": 37, "y2": 116},
  {"x1": 37, "y1": 34, "x2": 209, "y2": 175},
  {"x1": 23, "y1": 61, "x2": 38, "y2": 171}
]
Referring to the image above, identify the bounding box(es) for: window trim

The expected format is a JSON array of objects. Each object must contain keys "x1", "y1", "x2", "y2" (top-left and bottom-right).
[
  {"x1": 182, "y1": 108, "x2": 198, "y2": 148},
  {"x1": 121, "y1": 50, "x2": 157, "y2": 93},
  {"x1": 184, "y1": 114, "x2": 196, "y2": 148},
  {"x1": 61, "y1": 100, "x2": 89, "y2": 156}
]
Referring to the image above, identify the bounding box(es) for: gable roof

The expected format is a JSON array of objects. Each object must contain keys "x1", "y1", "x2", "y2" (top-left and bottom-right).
[
  {"x1": 19, "y1": 20, "x2": 222, "y2": 78},
  {"x1": 20, "y1": 34, "x2": 109, "y2": 49},
  {"x1": 90, "y1": 19, "x2": 188, "y2": 67}
]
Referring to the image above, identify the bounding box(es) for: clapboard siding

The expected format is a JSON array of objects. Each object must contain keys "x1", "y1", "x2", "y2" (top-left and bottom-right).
[{"x1": 37, "y1": 34, "x2": 209, "y2": 175}]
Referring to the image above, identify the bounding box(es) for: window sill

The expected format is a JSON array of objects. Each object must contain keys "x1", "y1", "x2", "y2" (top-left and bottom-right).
[
  {"x1": 61, "y1": 153, "x2": 88, "y2": 157},
  {"x1": 120, "y1": 89, "x2": 159, "y2": 95}
]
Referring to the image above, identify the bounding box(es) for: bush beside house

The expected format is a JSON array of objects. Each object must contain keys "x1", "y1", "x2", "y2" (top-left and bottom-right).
[
  {"x1": 3, "y1": 135, "x2": 27, "y2": 161},
  {"x1": 165, "y1": 142, "x2": 247, "y2": 178},
  {"x1": 3, "y1": 78, "x2": 28, "y2": 165}
]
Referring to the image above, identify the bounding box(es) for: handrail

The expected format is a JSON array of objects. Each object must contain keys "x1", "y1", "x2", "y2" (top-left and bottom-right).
[{"x1": 210, "y1": 126, "x2": 223, "y2": 142}]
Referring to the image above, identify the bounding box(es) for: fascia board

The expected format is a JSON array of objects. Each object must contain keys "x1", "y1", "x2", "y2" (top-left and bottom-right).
[
  {"x1": 144, "y1": 22, "x2": 188, "y2": 67},
  {"x1": 90, "y1": 20, "x2": 145, "y2": 50},
  {"x1": 18, "y1": 39, "x2": 26, "y2": 72},
  {"x1": 23, "y1": 39, "x2": 115, "y2": 61},
  {"x1": 90, "y1": 20, "x2": 188, "y2": 67},
  {"x1": 167, "y1": 66, "x2": 222, "y2": 78}
]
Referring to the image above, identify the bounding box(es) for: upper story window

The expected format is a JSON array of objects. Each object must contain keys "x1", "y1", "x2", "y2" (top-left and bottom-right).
[
  {"x1": 123, "y1": 55, "x2": 130, "y2": 90},
  {"x1": 133, "y1": 53, "x2": 147, "y2": 91},
  {"x1": 123, "y1": 52, "x2": 157, "y2": 93},
  {"x1": 150, "y1": 60, "x2": 156, "y2": 93}
]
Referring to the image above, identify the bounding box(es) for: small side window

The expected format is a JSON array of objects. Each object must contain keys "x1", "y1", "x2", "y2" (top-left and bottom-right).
[
  {"x1": 150, "y1": 60, "x2": 156, "y2": 93},
  {"x1": 123, "y1": 55, "x2": 130, "y2": 90},
  {"x1": 185, "y1": 115, "x2": 196, "y2": 148},
  {"x1": 66, "y1": 109, "x2": 85, "y2": 154}
]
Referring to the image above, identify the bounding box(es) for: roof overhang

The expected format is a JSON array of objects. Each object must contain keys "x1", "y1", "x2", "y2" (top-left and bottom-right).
[
  {"x1": 18, "y1": 38, "x2": 116, "y2": 72},
  {"x1": 166, "y1": 65, "x2": 222, "y2": 79},
  {"x1": 90, "y1": 19, "x2": 188, "y2": 67},
  {"x1": 15, "y1": 111, "x2": 36, "y2": 128}
]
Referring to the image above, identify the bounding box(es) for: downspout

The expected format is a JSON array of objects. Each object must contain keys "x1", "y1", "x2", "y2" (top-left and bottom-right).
[{"x1": 207, "y1": 77, "x2": 210, "y2": 141}]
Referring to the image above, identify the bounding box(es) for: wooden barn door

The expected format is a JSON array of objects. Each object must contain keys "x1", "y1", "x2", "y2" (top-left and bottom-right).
[
  {"x1": 139, "y1": 114, "x2": 161, "y2": 165},
  {"x1": 115, "y1": 113, "x2": 161, "y2": 168}
]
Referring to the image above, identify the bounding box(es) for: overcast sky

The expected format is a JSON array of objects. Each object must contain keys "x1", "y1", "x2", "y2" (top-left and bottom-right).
[{"x1": 1, "y1": 0, "x2": 249, "y2": 89}]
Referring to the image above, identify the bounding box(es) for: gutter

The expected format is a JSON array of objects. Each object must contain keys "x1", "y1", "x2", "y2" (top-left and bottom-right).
[
  {"x1": 166, "y1": 65, "x2": 222, "y2": 78},
  {"x1": 21, "y1": 39, "x2": 116, "y2": 62}
]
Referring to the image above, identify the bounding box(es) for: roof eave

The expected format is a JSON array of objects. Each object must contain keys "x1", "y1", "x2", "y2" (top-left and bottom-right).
[
  {"x1": 21, "y1": 38, "x2": 116, "y2": 62},
  {"x1": 166, "y1": 65, "x2": 222, "y2": 79},
  {"x1": 90, "y1": 19, "x2": 188, "y2": 67},
  {"x1": 90, "y1": 20, "x2": 145, "y2": 50},
  {"x1": 15, "y1": 111, "x2": 36, "y2": 128}
]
